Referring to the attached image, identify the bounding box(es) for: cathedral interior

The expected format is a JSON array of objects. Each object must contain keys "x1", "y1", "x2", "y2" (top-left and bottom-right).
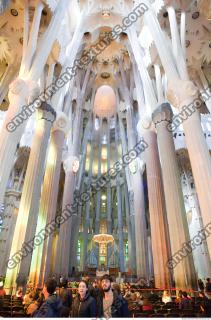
[{"x1": 0, "y1": 0, "x2": 211, "y2": 294}]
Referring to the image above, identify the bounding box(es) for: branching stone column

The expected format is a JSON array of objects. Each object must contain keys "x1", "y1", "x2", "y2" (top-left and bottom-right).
[
  {"x1": 152, "y1": 103, "x2": 197, "y2": 290},
  {"x1": 81, "y1": 126, "x2": 94, "y2": 271},
  {"x1": 137, "y1": 117, "x2": 171, "y2": 289},
  {"x1": 123, "y1": 183, "x2": 133, "y2": 273},
  {"x1": 106, "y1": 119, "x2": 112, "y2": 234},
  {"x1": 69, "y1": 201, "x2": 82, "y2": 274},
  {"x1": 82, "y1": 195, "x2": 91, "y2": 271},
  {"x1": 116, "y1": 182, "x2": 125, "y2": 273},
  {"x1": 143, "y1": 1, "x2": 211, "y2": 258},
  {"x1": 167, "y1": 80, "x2": 211, "y2": 258},
  {"x1": 5, "y1": 103, "x2": 56, "y2": 291},
  {"x1": 115, "y1": 126, "x2": 125, "y2": 272},
  {"x1": 54, "y1": 73, "x2": 90, "y2": 276},
  {"x1": 181, "y1": 168, "x2": 211, "y2": 279},
  {"x1": 54, "y1": 155, "x2": 78, "y2": 278},
  {"x1": 0, "y1": 79, "x2": 38, "y2": 205},
  {"x1": 70, "y1": 125, "x2": 91, "y2": 273},
  {"x1": 28, "y1": 112, "x2": 70, "y2": 286},
  {"x1": 0, "y1": 190, "x2": 21, "y2": 276},
  {"x1": 126, "y1": 111, "x2": 148, "y2": 278},
  {"x1": 0, "y1": 147, "x2": 29, "y2": 277},
  {"x1": 118, "y1": 116, "x2": 136, "y2": 274},
  {"x1": 131, "y1": 164, "x2": 148, "y2": 278},
  {"x1": 95, "y1": 120, "x2": 103, "y2": 235}
]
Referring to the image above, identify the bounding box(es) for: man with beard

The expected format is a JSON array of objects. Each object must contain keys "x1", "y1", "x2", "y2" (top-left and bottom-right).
[{"x1": 96, "y1": 274, "x2": 130, "y2": 318}]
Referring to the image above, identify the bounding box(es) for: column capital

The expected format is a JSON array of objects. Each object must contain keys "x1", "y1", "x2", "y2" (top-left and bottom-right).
[
  {"x1": 129, "y1": 158, "x2": 145, "y2": 175},
  {"x1": 5, "y1": 189, "x2": 21, "y2": 200},
  {"x1": 137, "y1": 115, "x2": 155, "y2": 135},
  {"x1": 8, "y1": 78, "x2": 29, "y2": 101},
  {"x1": 37, "y1": 103, "x2": 56, "y2": 123},
  {"x1": 52, "y1": 112, "x2": 71, "y2": 135},
  {"x1": 167, "y1": 80, "x2": 198, "y2": 108},
  {"x1": 63, "y1": 155, "x2": 80, "y2": 174},
  {"x1": 152, "y1": 103, "x2": 173, "y2": 126}
]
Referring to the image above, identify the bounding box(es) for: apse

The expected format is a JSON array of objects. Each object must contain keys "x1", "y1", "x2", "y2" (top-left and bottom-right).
[{"x1": 93, "y1": 85, "x2": 116, "y2": 118}]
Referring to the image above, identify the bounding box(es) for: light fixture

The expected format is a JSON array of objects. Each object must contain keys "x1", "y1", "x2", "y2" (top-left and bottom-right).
[
  {"x1": 101, "y1": 194, "x2": 107, "y2": 201},
  {"x1": 101, "y1": 72, "x2": 110, "y2": 79},
  {"x1": 93, "y1": 233, "x2": 114, "y2": 244},
  {"x1": 102, "y1": 10, "x2": 110, "y2": 18},
  {"x1": 192, "y1": 11, "x2": 200, "y2": 19},
  {"x1": 72, "y1": 159, "x2": 80, "y2": 173},
  {"x1": 11, "y1": 8, "x2": 18, "y2": 16}
]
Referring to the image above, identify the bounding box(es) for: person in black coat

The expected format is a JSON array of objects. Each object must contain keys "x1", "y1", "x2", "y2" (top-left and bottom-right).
[
  {"x1": 33, "y1": 278, "x2": 63, "y2": 318},
  {"x1": 96, "y1": 274, "x2": 130, "y2": 318},
  {"x1": 72, "y1": 280, "x2": 97, "y2": 318},
  {"x1": 206, "y1": 278, "x2": 211, "y2": 297}
]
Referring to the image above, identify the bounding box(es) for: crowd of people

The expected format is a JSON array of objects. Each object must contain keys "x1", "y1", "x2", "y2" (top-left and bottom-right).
[
  {"x1": 0, "y1": 276, "x2": 211, "y2": 317},
  {"x1": 0, "y1": 274, "x2": 130, "y2": 318}
]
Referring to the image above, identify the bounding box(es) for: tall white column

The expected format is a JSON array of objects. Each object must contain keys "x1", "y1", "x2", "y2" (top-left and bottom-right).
[
  {"x1": 115, "y1": 124, "x2": 125, "y2": 272},
  {"x1": 0, "y1": 147, "x2": 29, "y2": 277},
  {"x1": 152, "y1": 103, "x2": 197, "y2": 290},
  {"x1": 137, "y1": 119, "x2": 171, "y2": 289},
  {"x1": 95, "y1": 119, "x2": 103, "y2": 234},
  {"x1": 54, "y1": 156, "x2": 78, "y2": 278},
  {"x1": 70, "y1": 119, "x2": 92, "y2": 273},
  {"x1": 0, "y1": 79, "x2": 38, "y2": 205},
  {"x1": 106, "y1": 119, "x2": 112, "y2": 234},
  {"x1": 81, "y1": 123, "x2": 95, "y2": 271},
  {"x1": 180, "y1": 164, "x2": 211, "y2": 279},
  {"x1": 5, "y1": 103, "x2": 56, "y2": 291},
  {"x1": 28, "y1": 112, "x2": 69, "y2": 286},
  {"x1": 118, "y1": 116, "x2": 136, "y2": 274},
  {"x1": 141, "y1": 0, "x2": 211, "y2": 259},
  {"x1": 126, "y1": 110, "x2": 148, "y2": 278},
  {"x1": 116, "y1": 182, "x2": 125, "y2": 273},
  {"x1": 70, "y1": 204, "x2": 82, "y2": 273},
  {"x1": 167, "y1": 80, "x2": 211, "y2": 259},
  {"x1": 82, "y1": 198, "x2": 91, "y2": 271},
  {"x1": 0, "y1": 190, "x2": 21, "y2": 276},
  {"x1": 54, "y1": 72, "x2": 90, "y2": 276},
  {"x1": 123, "y1": 183, "x2": 134, "y2": 273}
]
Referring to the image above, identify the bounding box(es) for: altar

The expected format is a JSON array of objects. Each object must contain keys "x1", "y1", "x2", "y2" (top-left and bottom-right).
[{"x1": 92, "y1": 233, "x2": 114, "y2": 267}]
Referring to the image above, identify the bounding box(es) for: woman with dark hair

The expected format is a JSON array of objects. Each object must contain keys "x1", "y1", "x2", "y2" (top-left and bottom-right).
[{"x1": 72, "y1": 280, "x2": 97, "y2": 318}]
